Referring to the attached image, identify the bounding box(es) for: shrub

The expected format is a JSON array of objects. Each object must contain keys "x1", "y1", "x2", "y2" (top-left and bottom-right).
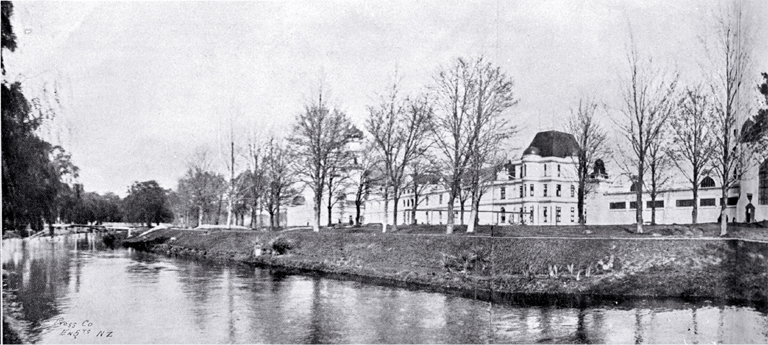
[{"x1": 271, "y1": 237, "x2": 294, "y2": 255}]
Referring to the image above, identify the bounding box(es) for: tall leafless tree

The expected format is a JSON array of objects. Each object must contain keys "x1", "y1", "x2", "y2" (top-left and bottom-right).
[
  {"x1": 703, "y1": 3, "x2": 756, "y2": 235},
  {"x1": 646, "y1": 130, "x2": 673, "y2": 225},
  {"x1": 350, "y1": 142, "x2": 382, "y2": 226},
  {"x1": 668, "y1": 86, "x2": 717, "y2": 224},
  {"x1": 366, "y1": 80, "x2": 432, "y2": 232},
  {"x1": 567, "y1": 99, "x2": 609, "y2": 224},
  {"x1": 406, "y1": 155, "x2": 440, "y2": 225},
  {"x1": 290, "y1": 92, "x2": 361, "y2": 232},
  {"x1": 614, "y1": 39, "x2": 678, "y2": 234},
  {"x1": 430, "y1": 56, "x2": 517, "y2": 234},
  {"x1": 263, "y1": 137, "x2": 298, "y2": 229}
]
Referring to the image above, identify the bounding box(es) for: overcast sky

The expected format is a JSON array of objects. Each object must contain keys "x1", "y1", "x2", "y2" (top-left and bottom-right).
[{"x1": 5, "y1": 0, "x2": 767, "y2": 196}]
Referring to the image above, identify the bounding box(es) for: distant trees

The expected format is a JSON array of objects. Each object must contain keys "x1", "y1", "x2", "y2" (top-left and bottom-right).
[
  {"x1": 366, "y1": 79, "x2": 432, "y2": 232},
  {"x1": 289, "y1": 92, "x2": 362, "y2": 232},
  {"x1": 350, "y1": 142, "x2": 382, "y2": 226},
  {"x1": 177, "y1": 148, "x2": 227, "y2": 226},
  {"x1": 430, "y1": 56, "x2": 517, "y2": 234},
  {"x1": 122, "y1": 180, "x2": 173, "y2": 227},
  {"x1": 614, "y1": 41, "x2": 678, "y2": 234},
  {"x1": 567, "y1": 99, "x2": 609, "y2": 225},
  {"x1": 668, "y1": 86, "x2": 717, "y2": 224}
]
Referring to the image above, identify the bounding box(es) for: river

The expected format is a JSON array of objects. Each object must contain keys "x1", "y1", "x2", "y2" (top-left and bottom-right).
[{"x1": 2, "y1": 234, "x2": 767, "y2": 344}]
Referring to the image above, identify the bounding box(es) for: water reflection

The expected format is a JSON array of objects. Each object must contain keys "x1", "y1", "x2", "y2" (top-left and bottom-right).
[{"x1": 2, "y1": 235, "x2": 767, "y2": 344}]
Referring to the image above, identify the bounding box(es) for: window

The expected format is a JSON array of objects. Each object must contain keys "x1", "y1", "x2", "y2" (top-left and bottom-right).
[
  {"x1": 500, "y1": 187, "x2": 506, "y2": 200},
  {"x1": 530, "y1": 207, "x2": 534, "y2": 223},
  {"x1": 530, "y1": 184, "x2": 534, "y2": 197},
  {"x1": 570, "y1": 185, "x2": 575, "y2": 198},
  {"x1": 677, "y1": 199, "x2": 694, "y2": 207},
  {"x1": 426, "y1": 196, "x2": 429, "y2": 206},
  {"x1": 543, "y1": 207, "x2": 548, "y2": 222},
  {"x1": 556, "y1": 206, "x2": 562, "y2": 223},
  {"x1": 700, "y1": 176, "x2": 716, "y2": 188},
  {"x1": 511, "y1": 165, "x2": 516, "y2": 179},
  {"x1": 721, "y1": 197, "x2": 739, "y2": 206},
  {"x1": 646, "y1": 200, "x2": 664, "y2": 208},
  {"x1": 556, "y1": 184, "x2": 562, "y2": 197},
  {"x1": 609, "y1": 202, "x2": 626, "y2": 209},
  {"x1": 701, "y1": 198, "x2": 716, "y2": 206},
  {"x1": 544, "y1": 164, "x2": 548, "y2": 176},
  {"x1": 760, "y1": 160, "x2": 768, "y2": 205},
  {"x1": 523, "y1": 164, "x2": 527, "y2": 177},
  {"x1": 629, "y1": 201, "x2": 637, "y2": 209},
  {"x1": 571, "y1": 207, "x2": 575, "y2": 223},
  {"x1": 543, "y1": 184, "x2": 548, "y2": 197},
  {"x1": 500, "y1": 207, "x2": 506, "y2": 223},
  {"x1": 520, "y1": 185, "x2": 524, "y2": 198},
  {"x1": 439, "y1": 194, "x2": 443, "y2": 204},
  {"x1": 557, "y1": 164, "x2": 561, "y2": 177}
]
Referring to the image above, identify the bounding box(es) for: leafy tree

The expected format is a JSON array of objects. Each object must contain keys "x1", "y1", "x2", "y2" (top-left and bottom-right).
[
  {"x1": 176, "y1": 147, "x2": 227, "y2": 226},
  {"x1": 2, "y1": 2, "x2": 78, "y2": 235},
  {"x1": 122, "y1": 180, "x2": 173, "y2": 227}
]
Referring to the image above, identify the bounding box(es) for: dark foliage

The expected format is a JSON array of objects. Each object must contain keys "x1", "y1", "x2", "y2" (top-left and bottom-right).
[{"x1": 122, "y1": 180, "x2": 173, "y2": 227}]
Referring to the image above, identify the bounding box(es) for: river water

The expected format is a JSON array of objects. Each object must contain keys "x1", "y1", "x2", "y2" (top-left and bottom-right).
[{"x1": 2, "y1": 234, "x2": 767, "y2": 344}]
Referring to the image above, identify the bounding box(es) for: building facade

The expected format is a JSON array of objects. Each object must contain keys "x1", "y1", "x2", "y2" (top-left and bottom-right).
[{"x1": 362, "y1": 130, "x2": 768, "y2": 227}]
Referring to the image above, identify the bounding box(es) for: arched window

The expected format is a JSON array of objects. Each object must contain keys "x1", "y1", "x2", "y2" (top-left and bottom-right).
[
  {"x1": 630, "y1": 182, "x2": 639, "y2": 192},
  {"x1": 500, "y1": 207, "x2": 506, "y2": 223},
  {"x1": 700, "y1": 176, "x2": 716, "y2": 188},
  {"x1": 760, "y1": 160, "x2": 768, "y2": 205}
]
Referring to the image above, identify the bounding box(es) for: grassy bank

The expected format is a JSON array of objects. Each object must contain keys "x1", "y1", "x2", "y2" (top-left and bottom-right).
[{"x1": 122, "y1": 226, "x2": 768, "y2": 304}]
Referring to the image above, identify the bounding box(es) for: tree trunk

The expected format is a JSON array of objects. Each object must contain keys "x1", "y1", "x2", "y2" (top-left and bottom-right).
[
  {"x1": 382, "y1": 189, "x2": 389, "y2": 233},
  {"x1": 720, "y1": 186, "x2": 728, "y2": 236},
  {"x1": 446, "y1": 185, "x2": 457, "y2": 234},
  {"x1": 198, "y1": 204, "x2": 204, "y2": 227},
  {"x1": 226, "y1": 197, "x2": 233, "y2": 228},
  {"x1": 355, "y1": 200, "x2": 362, "y2": 226},
  {"x1": 276, "y1": 200, "x2": 281, "y2": 229},
  {"x1": 313, "y1": 191, "x2": 321, "y2": 232},
  {"x1": 459, "y1": 200, "x2": 465, "y2": 225},
  {"x1": 692, "y1": 183, "x2": 699, "y2": 224},
  {"x1": 411, "y1": 196, "x2": 418, "y2": 225},
  {"x1": 392, "y1": 194, "x2": 399, "y2": 231},
  {"x1": 578, "y1": 180, "x2": 586, "y2": 225},
  {"x1": 467, "y1": 184, "x2": 480, "y2": 233},
  {"x1": 250, "y1": 205, "x2": 255, "y2": 228},
  {"x1": 327, "y1": 190, "x2": 333, "y2": 227},
  {"x1": 636, "y1": 163, "x2": 644, "y2": 234}
]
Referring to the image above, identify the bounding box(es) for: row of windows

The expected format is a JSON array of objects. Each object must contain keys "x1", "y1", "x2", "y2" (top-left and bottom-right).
[
  {"x1": 514, "y1": 164, "x2": 563, "y2": 178},
  {"x1": 610, "y1": 197, "x2": 739, "y2": 210},
  {"x1": 498, "y1": 206, "x2": 576, "y2": 223},
  {"x1": 500, "y1": 184, "x2": 575, "y2": 199}
]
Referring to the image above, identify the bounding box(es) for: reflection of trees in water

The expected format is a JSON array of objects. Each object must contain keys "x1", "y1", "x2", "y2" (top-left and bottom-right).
[
  {"x1": 173, "y1": 260, "x2": 223, "y2": 331},
  {"x1": 4, "y1": 236, "x2": 76, "y2": 342}
]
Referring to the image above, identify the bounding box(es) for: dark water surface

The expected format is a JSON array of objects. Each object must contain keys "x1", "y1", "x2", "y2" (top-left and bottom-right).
[{"x1": 2, "y1": 234, "x2": 767, "y2": 344}]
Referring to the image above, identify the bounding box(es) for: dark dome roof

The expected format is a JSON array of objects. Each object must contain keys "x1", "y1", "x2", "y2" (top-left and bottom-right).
[
  {"x1": 523, "y1": 146, "x2": 540, "y2": 156},
  {"x1": 522, "y1": 131, "x2": 581, "y2": 158}
]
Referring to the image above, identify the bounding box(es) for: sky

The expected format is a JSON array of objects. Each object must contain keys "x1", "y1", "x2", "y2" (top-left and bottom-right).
[{"x1": 4, "y1": 0, "x2": 768, "y2": 197}]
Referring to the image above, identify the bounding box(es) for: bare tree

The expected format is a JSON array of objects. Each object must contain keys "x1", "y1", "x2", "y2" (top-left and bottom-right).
[
  {"x1": 245, "y1": 137, "x2": 267, "y2": 229},
  {"x1": 263, "y1": 138, "x2": 298, "y2": 229},
  {"x1": 567, "y1": 99, "x2": 609, "y2": 225},
  {"x1": 406, "y1": 155, "x2": 440, "y2": 225},
  {"x1": 614, "y1": 39, "x2": 678, "y2": 234},
  {"x1": 430, "y1": 56, "x2": 517, "y2": 234},
  {"x1": 646, "y1": 132, "x2": 673, "y2": 225},
  {"x1": 350, "y1": 142, "x2": 383, "y2": 226},
  {"x1": 325, "y1": 150, "x2": 354, "y2": 226},
  {"x1": 366, "y1": 80, "x2": 432, "y2": 232},
  {"x1": 703, "y1": 3, "x2": 756, "y2": 235},
  {"x1": 668, "y1": 86, "x2": 717, "y2": 224},
  {"x1": 289, "y1": 92, "x2": 361, "y2": 232}
]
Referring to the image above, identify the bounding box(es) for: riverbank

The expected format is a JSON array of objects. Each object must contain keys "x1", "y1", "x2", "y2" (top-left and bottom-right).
[
  {"x1": 2, "y1": 269, "x2": 29, "y2": 344},
  {"x1": 122, "y1": 226, "x2": 768, "y2": 304}
]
